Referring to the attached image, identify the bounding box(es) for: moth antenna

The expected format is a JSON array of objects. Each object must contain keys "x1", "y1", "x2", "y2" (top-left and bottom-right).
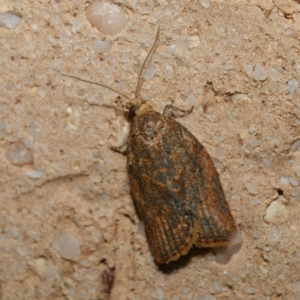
[
  {"x1": 61, "y1": 74, "x2": 131, "y2": 101},
  {"x1": 135, "y1": 25, "x2": 160, "y2": 100}
]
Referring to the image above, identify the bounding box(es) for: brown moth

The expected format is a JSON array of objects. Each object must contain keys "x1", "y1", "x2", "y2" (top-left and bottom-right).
[{"x1": 62, "y1": 26, "x2": 236, "y2": 264}]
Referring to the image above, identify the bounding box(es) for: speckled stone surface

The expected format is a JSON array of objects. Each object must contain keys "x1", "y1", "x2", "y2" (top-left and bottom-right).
[{"x1": 1, "y1": 0, "x2": 300, "y2": 299}]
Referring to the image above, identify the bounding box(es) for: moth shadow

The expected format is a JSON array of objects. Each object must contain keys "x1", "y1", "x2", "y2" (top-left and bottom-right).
[{"x1": 157, "y1": 247, "x2": 212, "y2": 274}]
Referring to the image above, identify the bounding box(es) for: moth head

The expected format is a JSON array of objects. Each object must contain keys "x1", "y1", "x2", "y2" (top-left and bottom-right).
[{"x1": 126, "y1": 100, "x2": 154, "y2": 120}]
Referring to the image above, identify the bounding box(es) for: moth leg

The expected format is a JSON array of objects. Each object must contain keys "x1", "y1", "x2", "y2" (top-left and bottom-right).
[
  {"x1": 109, "y1": 132, "x2": 129, "y2": 154},
  {"x1": 163, "y1": 104, "x2": 194, "y2": 118}
]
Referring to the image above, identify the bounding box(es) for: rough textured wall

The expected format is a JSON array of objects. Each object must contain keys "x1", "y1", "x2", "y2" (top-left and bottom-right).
[{"x1": 1, "y1": 0, "x2": 300, "y2": 299}]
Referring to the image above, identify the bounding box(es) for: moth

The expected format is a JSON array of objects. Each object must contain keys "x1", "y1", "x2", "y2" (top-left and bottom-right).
[{"x1": 63, "y1": 26, "x2": 236, "y2": 264}]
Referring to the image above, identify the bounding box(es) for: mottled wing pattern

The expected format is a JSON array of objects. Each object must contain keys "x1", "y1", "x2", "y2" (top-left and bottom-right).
[{"x1": 127, "y1": 111, "x2": 235, "y2": 264}]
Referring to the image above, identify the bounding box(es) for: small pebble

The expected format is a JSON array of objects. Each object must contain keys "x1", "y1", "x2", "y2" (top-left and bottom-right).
[
  {"x1": 268, "y1": 67, "x2": 281, "y2": 81},
  {"x1": 5, "y1": 141, "x2": 34, "y2": 166},
  {"x1": 51, "y1": 233, "x2": 81, "y2": 260},
  {"x1": 249, "y1": 139, "x2": 263, "y2": 148},
  {"x1": 204, "y1": 252, "x2": 216, "y2": 262},
  {"x1": 245, "y1": 286, "x2": 257, "y2": 295},
  {"x1": 0, "y1": 11, "x2": 21, "y2": 29},
  {"x1": 156, "y1": 289, "x2": 164, "y2": 300},
  {"x1": 286, "y1": 80, "x2": 299, "y2": 94},
  {"x1": 24, "y1": 137, "x2": 34, "y2": 149},
  {"x1": 266, "y1": 226, "x2": 279, "y2": 240},
  {"x1": 200, "y1": 0, "x2": 210, "y2": 9},
  {"x1": 251, "y1": 197, "x2": 260, "y2": 206},
  {"x1": 289, "y1": 177, "x2": 299, "y2": 187},
  {"x1": 253, "y1": 231, "x2": 262, "y2": 239},
  {"x1": 280, "y1": 177, "x2": 289, "y2": 185},
  {"x1": 92, "y1": 40, "x2": 112, "y2": 53},
  {"x1": 210, "y1": 280, "x2": 223, "y2": 294},
  {"x1": 264, "y1": 199, "x2": 287, "y2": 225},
  {"x1": 263, "y1": 158, "x2": 272, "y2": 169},
  {"x1": 181, "y1": 287, "x2": 191, "y2": 295},
  {"x1": 214, "y1": 135, "x2": 224, "y2": 142},
  {"x1": 10, "y1": 228, "x2": 20, "y2": 238},
  {"x1": 28, "y1": 170, "x2": 44, "y2": 179},
  {"x1": 290, "y1": 139, "x2": 300, "y2": 152},
  {"x1": 86, "y1": 1, "x2": 127, "y2": 36},
  {"x1": 248, "y1": 125, "x2": 258, "y2": 134},
  {"x1": 187, "y1": 93, "x2": 196, "y2": 103},
  {"x1": 166, "y1": 45, "x2": 176, "y2": 55},
  {"x1": 163, "y1": 65, "x2": 174, "y2": 79},
  {"x1": 246, "y1": 182, "x2": 258, "y2": 194},
  {"x1": 251, "y1": 63, "x2": 268, "y2": 81}
]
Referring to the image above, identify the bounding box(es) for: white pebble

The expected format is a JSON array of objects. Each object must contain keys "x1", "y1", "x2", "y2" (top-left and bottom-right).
[
  {"x1": 210, "y1": 280, "x2": 223, "y2": 294},
  {"x1": 181, "y1": 287, "x2": 191, "y2": 295},
  {"x1": 264, "y1": 199, "x2": 287, "y2": 225},
  {"x1": 86, "y1": 1, "x2": 127, "y2": 36},
  {"x1": 34, "y1": 258, "x2": 47, "y2": 278},
  {"x1": 251, "y1": 63, "x2": 268, "y2": 81},
  {"x1": 204, "y1": 252, "x2": 216, "y2": 262},
  {"x1": 92, "y1": 40, "x2": 112, "y2": 53},
  {"x1": 266, "y1": 226, "x2": 279, "y2": 240},
  {"x1": 156, "y1": 289, "x2": 164, "y2": 300},
  {"x1": 280, "y1": 176, "x2": 289, "y2": 185},
  {"x1": 0, "y1": 11, "x2": 21, "y2": 29},
  {"x1": 163, "y1": 65, "x2": 174, "y2": 79},
  {"x1": 142, "y1": 68, "x2": 157, "y2": 80},
  {"x1": 286, "y1": 80, "x2": 299, "y2": 94},
  {"x1": 166, "y1": 44, "x2": 176, "y2": 55},
  {"x1": 10, "y1": 228, "x2": 20, "y2": 238},
  {"x1": 246, "y1": 182, "x2": 258, "y2": 194},
  {"x1": 245, "y1": 286, "x2": 256, "y2": 295},
  {"x1": 24, "y1": 137, "x2": 35, "y2": 149},
  {"x1": 244, "y1": 62, "x2": 255, "y2": 73},
  {"x1": 190, "y1": 35, "x2": 200, "y2": 48},
  {"x1": 248, "y1": 125, "x2": 258, "y2": 134},
  {"x1": 268, "y1": 67, "x2": 281, "y2": 81},
  {"x1": 249, "y1": 139, "x2": 262, "y2": 148},
  {"x1": 223, "y1": 62, "x2": 234, "y2": 70},
  {"x1": 51, "y1": 233, "x2": 81, "y2": 260},
  {"x1": 290, "y1": 139, "x2": 300, "y2": 152},
  {"x1": 251, "y1": 197, "x2": 260, "y2": 206},
  {"x1": 28, "y1": 170, "x2": 44, "y2": 179},
  {"x1": 214, "y1": 135, "x2": 224, "y2": 142},
  {"x1": 5, "y1": 141, "x2": 33, "y2": 166},
  {"x1": 187, "y1": 93, "x2": 196, "y2": 103},
  {"x1": 253, "y1": 231, "x2": 262, "y2": 239},
  {"x1": 200, "y1": 0, "x2": 210, "y2": 9},
  {"x1": 263, "y1": 158, "x2": 272, "y2": 168},
  {"x1": 289, "y1": 177, "x2": 299, "y2": 187}
]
